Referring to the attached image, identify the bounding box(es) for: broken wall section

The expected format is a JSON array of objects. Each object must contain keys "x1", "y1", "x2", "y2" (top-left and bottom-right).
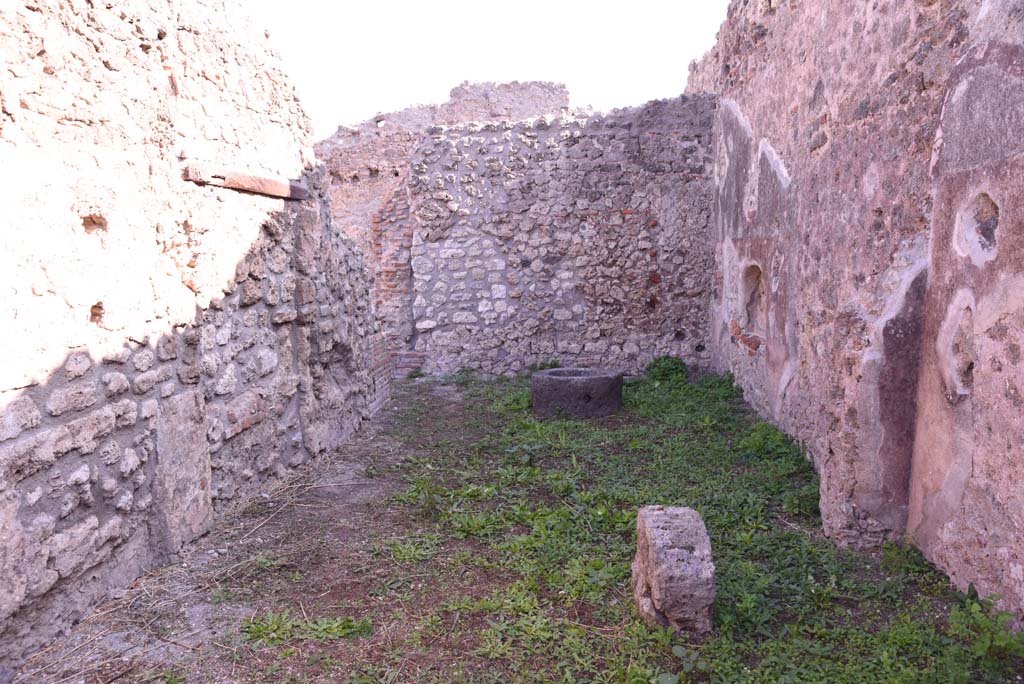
[
  {"x1": 0, "y1": 0, "x2": 387, "y2": 664},
  {"x1": 407, "y1": 97, "x2": 717, "y2": 376},
  {"x1": 690, "y1": 0, "x2": 1024, "y2": 612}
]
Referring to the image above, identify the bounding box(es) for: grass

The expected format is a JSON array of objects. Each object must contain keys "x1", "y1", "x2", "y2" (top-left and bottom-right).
[
  {"x1": 225, "y1": 362, "x2": 1024, "y2": 683},
  {"x1": 242, "y1": 611, "x2": 372, "y2": 646}
]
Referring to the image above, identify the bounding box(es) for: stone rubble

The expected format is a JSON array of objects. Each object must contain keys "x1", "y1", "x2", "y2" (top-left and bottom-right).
[{"x1": 632, "y1": 506, "x2": 716, "y2": 638}]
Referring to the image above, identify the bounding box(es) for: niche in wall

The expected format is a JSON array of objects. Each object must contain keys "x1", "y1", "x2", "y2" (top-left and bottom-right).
[
  {"x1": 937, "y1": 291, "x2": 977, "y2": 405},
  {"x1": 740, "y1": 263, "x2": 766, "y2": 332},
  {"x1": 955, "y1": 192, "x2": 1000, "y2": 267}
]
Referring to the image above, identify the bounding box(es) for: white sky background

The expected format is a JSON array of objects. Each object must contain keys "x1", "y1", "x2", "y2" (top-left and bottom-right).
[{"x1": 244, "y1": 1, "x2": 732, "y2": 140}]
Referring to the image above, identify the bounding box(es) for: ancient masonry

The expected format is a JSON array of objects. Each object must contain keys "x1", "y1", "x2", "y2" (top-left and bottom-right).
[
  {"x1": 2, "y1": 0, "x2": 1024, "y2": 666},
  {"x1": 319, "y1": 91, "x2": 716, "y2": 377},
  {"x1": 0, "y1": 0, "x2": 388, "y2": 662}
]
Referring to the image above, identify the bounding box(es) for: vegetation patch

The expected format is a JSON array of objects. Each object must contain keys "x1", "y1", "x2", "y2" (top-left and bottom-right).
[
  {"x1": 357, "y1": 371, "x2": 1024, "y2": 683},
  {"x1": 58, "y1": 371, "x2": 1023, "y2": 683}
]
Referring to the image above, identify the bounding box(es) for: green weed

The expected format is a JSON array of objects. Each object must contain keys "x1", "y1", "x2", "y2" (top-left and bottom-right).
[{"x1": 242, "y1": 610, "x2": 371, "y2": 646}]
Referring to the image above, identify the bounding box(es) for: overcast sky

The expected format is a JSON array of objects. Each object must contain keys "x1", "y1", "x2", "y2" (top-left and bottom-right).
[{"x1": 244, "y1": 1, "x2": 731, "y2": 139}]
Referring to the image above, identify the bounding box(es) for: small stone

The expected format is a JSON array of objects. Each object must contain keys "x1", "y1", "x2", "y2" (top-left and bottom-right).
[
  {"x1": 412, "y1": 256, "x2": 434, "y2": 273},
  {"x1": 132, "y1": 350, "x2": 155, "y2": 372},
  {"x1": 214, "y1": 364, "x2": 238, "y2": 396},
  {"x1": 223, "y1": 391, "x2": 265, "y2": 439},
  {"x1": 253, "y1": 349, "x2": 278, "y2": 377},
  {"x1": 61, "y1": 406, "x2": 117, "y2": 455},
  {"x1": 66, "y1": 463, "x2": 91, "y2": 486},
  {"x1": 64, "y1": 352, "x2": 92, "y2": 380},
  {"x1": 271, "y1": 308, "x2": 297, "y2": 325},
  {"x1": 215, "y1": 325, "x2": 232, "y2": 346},
  {"x1": 632, "y1": 506, "x2": 715, "y2": 638},
  {"x1": 140, "y1": 400, "x2": 158, "y2": 420},
  {"x1": 239, "y1": 279, "x2": 263, "y2": 307},
  {"x1": 200, "y1": 353, "x2": 220, "y2": 378},
  {"x1": 133, "y1": 366, "x2": 171, "y2": 395},
  {"x1": 112, "y1": 399, "x2": 138, "y2": 428},
  {"x1": 23, "y1": 487, "x2": 42, "y2": 506},
  {"x1": 156, "y1": 336, "x2": 180, "y2": 361},
  {"x1": 113, "y1": 490, "x2": 134, "y2": 511},
  {"x1": 416, "y1": 319, "x2": 438, "y2": 331},
  {"x1": 119, "y1": 448, "x2": 141, "y2": 476},
  {"x1": 102, "y1": 349, "x2": 132, "y2": 365},
  {"x1": 102, "y1": 372, "x2": 130, "y2": 397}
]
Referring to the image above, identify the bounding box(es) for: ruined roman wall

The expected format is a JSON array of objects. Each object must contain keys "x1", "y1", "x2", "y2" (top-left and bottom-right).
[
  {"x1": 406, "y1": 98, "x2": 716, "y2": 376},
  {"x1": 0, "y1": 0, "x2": 388, "y2": 663},
  {"x1": 316, "y1": 82, "x2": 570, "y2": 376},
  {"x1": 690, "y1": 0, "x2": 1024, "y2": 611}
]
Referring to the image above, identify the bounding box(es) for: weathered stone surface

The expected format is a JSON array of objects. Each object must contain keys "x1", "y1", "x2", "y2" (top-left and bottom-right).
[
  {"x1": 531, "y1": 368, "x2": 624, "y2": 419},
  {"x1": 63, "y1": 353, "x2": 92, "y2": 381},
  {"x1": 688, "y1": 0, "x2": 1024, "y2": 614},
  {"x1": 223, "y1": 390, "x2": 266, "y2": 440},
  {"x1": 101, "y1": 372, "x2": 130, "y2": 397},
  {"x1": 153, "y1": 391, "x2": 212, "y2": 552},
  {"x1": 50, "y1": 515, "x2": 101, "y2": 579},
  {"x1": 323, "y1": 93, "x2": 715, "y2": 378},
  {"x1": 132, "y1": 367, "x2": 171, "y2": 395},
  {"x1": 0, "y1": 428, "x2": 67, "y2": 484},
  {"x1": 632, "y1": 506, "x2": 715, "y2": 637},
  {"x1": 45, "y1": 385, "x2": 99, "y2": 417},
  {"x1": 0, "y1": 492, "x2": 26, "y2": 622},
  {"x1": 0, "y1": 0, "x2": 390, "y2": 661},
  {"x1": 0, "y1": 397, "x2": 41, "y2": 444},
  {"x1": 316, "y1": 83, "x2": 572, "y2": 378}
]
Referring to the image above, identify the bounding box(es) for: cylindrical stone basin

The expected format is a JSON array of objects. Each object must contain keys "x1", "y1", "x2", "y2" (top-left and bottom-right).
[{"x1": 531, "y1": 367, "x2": 624, "y2": 419}]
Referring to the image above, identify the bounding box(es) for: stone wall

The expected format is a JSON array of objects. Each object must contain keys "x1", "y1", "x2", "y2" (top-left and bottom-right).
[
  {"x1": 316, "y1": 82, "x2": 570, "y2": 376},
  {"x1": 689, "y1": 0, "x2": 1024, "y2": 612},
  {"x1": 0, "y1": 0, "x2": 387, "y2": 663},
  {"x1": 406, "y1": 98, "x2": 716, "y2": 376}
]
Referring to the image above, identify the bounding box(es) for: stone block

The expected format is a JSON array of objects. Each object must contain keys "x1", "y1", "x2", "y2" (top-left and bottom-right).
[
  {"x1": 153, "y1": 390, "x2": 212, "y2": 552},
  {"x1": 45, "y1": 384, "x2": 99, "y2": 417},
  {"x1": 223, "y1": 390, "x2": 266, "y2": 440},
  {"x1": 631, "y1": 505, "x2": 715, "y2": 637},
  {"x1": 156, "y1": 336, "x2": 180, "y2": 361},
  {"x1": 132, "y1": 350, "x2": 155, "y2": 372},
  {"x1": 0, "y1": 491, "x2": 26, "y2": 621},
  {"x1": 239, "y1": 278, "x2": 263, "y2": 307},
  {"x1": 64, "y1": 352, "x2": 92, "y2": 380},
  {"x1": 61, "y1": 405, "x2": 117, "y2": 455},
  {"x1": 102, "y1": 372, "x2": 130, "y2": 397},
  {"x1": 0, "y1": 396, "x2": 42, "y2": 443},
  {"x1": 0, "y1": 428, "x2": 68, "y2": 483},
  {"x1": 133, "y1": 366, "x2": 172, "y2": 395},
  {"x1": 50, "y1": 515, "x2": 99, "y2": 578},
  {"x1": 252, "y1": 349, "x2": 279, "y2": 377}
]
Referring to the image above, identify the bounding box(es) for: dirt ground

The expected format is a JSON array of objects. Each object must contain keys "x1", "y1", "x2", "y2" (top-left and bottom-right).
[{"x1": 12, "y1": 374, "x2": 1024, "y2": 684}]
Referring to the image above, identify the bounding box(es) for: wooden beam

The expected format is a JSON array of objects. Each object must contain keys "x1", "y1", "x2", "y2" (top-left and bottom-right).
[{"x1": 183, "y1": 164, "x2": 309, "y2": 200}]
